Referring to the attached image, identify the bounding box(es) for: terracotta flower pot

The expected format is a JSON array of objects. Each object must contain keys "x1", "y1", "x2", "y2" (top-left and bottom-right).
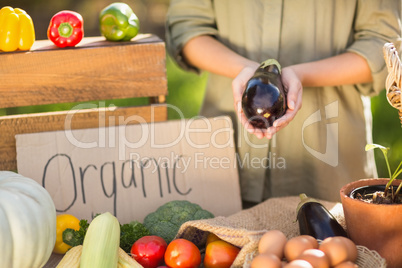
[{"x1": 340, "y1": 178, "x2": 402, "y2": 268}]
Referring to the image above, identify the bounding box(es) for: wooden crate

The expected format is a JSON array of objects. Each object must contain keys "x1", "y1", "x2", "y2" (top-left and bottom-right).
[{"x1": 0, "y1": 34, "x2": 168, "y2": 171}]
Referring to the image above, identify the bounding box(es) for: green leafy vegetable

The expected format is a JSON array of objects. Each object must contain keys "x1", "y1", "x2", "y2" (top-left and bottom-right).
[
  {"x1": 120, "y1": 221, "x2": 150, "y2": 253},
  {"x1": 62, "y1": 217, "x2": 150, "y2": 253}
]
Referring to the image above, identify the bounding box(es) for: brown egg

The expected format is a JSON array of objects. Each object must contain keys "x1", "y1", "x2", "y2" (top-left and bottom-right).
[
  {"x1": 333, "y1": 261, "x2": 359, "y2": 268},
  {"x1": 340, "y1": 237, "x2": 358, "y2": 262},
  {"x1": 296, "y1": 249, "x2": 330, "y2": 268},
  {"x1": 251, "y1": 253, "x2": 282, "y2": 268},
  {"x1": 299, "y1": 235, "x2": 319, "y2": 249},
  {"x1": 283, "y1": 259, "x2": 313, "y2": 268},
  {"x1": 258, "y1": 230, "x2": 288, "y2": 259},
  {"x1": 284, "y1": 236, "x2": 316, "y2": 261},
  {"x1": 319, "y1": 237, "x2": 351, "y2": 266}
]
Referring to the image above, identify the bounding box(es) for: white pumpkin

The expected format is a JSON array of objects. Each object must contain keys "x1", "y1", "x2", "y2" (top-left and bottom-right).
[{"x1": 0, "y1": 171, "x2": 56, "y2": 268}]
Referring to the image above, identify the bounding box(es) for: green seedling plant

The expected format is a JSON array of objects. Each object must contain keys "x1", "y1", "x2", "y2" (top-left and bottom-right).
[{"x1": 366, "y1": 143, "x2": 402, "y2": 202}]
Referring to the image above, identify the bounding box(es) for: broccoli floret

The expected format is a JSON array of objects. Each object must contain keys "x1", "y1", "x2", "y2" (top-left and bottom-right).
[
  {"x1": 143, "y1": 200, "x2": 214, "y2": 243},
  {"x1": 120, "y1": 221, "x2": 151, "y2": 253}
]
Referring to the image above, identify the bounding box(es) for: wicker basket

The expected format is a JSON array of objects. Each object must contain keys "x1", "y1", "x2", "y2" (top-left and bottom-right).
[{"x1": 383, "y1": 42, "x2": 402, "y2": 125}]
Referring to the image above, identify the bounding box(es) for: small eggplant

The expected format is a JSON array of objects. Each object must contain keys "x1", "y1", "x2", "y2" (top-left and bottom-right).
[
  {"x1": 296, "y1": 193, "x2": 348, "y2": 240},
  {"x1": 241, "y1": 59, "x2": 287, "y2": 129}
]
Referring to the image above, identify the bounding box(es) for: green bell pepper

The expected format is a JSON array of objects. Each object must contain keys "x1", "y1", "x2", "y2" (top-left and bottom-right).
[{"x1": 99, "y1": 2, "x2": 139, "y2": 41}]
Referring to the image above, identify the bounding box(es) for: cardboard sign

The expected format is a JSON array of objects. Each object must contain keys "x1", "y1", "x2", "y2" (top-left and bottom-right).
[{"x1": 16, "y1": 116, "x2": 242, "y2": 223}]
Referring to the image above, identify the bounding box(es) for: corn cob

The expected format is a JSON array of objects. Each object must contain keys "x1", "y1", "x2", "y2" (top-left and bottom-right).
[
  {"x1": 56, "y1": 245, "x2": 143, "y2": 268},
  {"x1": 56, "y1": 245, "x2": 82, "y2": 268},
  {"x1": 118, "y1": 247, "x2": 144, "y2": 268},
  {"x1": 80, "y1": 212, "x2": 121, "y2": 268}
]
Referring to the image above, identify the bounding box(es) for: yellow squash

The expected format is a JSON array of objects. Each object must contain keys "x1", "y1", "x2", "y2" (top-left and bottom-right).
[
  {"x1": 0, "y1": 6, "x2": 35, "y2": 52},
  {"x1": 53, "y1": 214, "x2": 81, "y2": 254}
]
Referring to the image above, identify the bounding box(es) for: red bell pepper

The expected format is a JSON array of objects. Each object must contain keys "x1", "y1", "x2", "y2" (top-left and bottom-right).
[{"x1": 47, "y1": 10, "x2": 83, "y2": 48}]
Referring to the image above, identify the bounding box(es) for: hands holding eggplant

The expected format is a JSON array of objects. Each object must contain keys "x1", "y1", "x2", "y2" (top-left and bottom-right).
[{"x1": 232, "y1": 62, "x2": 303, "y2": 139}]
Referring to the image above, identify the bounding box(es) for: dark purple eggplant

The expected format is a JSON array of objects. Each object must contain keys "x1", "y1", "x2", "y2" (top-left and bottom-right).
[
  {"x1": 296, "y1": 193, "x2": 348, "y2": 240},
  {"x1": 241, "y1": 59, "x2": 287, "y2": 129}
]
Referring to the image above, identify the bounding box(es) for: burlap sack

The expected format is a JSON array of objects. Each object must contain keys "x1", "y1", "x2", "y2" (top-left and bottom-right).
[{"x1": 175, "y1": 196, "x2": 386, "y2": 268}]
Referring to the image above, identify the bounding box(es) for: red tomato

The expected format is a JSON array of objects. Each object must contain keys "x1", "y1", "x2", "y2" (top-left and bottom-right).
[
  {"x1": 131, "y1": 235, "x2": 167, "y2": 268},
  {"x1": 164, "y1": 239, "x2": 201, "y2": 268},
  {"x1": 204, "y1": 240, "x2": 240, "y2": 268}
]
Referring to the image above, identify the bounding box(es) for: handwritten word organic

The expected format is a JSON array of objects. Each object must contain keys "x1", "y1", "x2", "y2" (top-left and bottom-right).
[{"x1": 42, "y1": 153, "x2": 191, "y2": 217}]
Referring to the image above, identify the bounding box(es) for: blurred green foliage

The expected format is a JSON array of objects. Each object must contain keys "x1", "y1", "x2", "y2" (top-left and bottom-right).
[
  {"x1": 166, "y1": 55, "x2": 208, "y2": 119},
  {"x1": 371, "y1": 90, "x2": 402, "y2": 178}
]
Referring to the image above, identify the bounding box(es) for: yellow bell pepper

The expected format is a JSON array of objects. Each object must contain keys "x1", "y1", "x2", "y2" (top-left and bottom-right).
[
  {"x1": 0, "y1": 6, "x2": 35, "y2": 52},
  {"x1": 53, "y1": 214, "x2": 81, "y2": 254}
]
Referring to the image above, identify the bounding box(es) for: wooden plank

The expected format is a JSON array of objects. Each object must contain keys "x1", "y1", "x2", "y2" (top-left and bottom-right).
[
  {"x1": 28, "y1": 34, "x2": 163, "y2": 51},
  {"x1": 0, "y1": 34, "x2": 167, "y2": 108},
  {"x1": 0, "y1": 105, "x2": 167, "y2": 171}
]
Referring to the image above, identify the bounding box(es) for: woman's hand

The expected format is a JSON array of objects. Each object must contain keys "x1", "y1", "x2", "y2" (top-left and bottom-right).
[
  {"x1": 232, "y1": 62, "x2": 263, "y2": 137},
  {"x1": 232, "y1": 64, "x2": 303, "y2": 139},
  {"x1": 270, "y1": 66, "x2": 303, "y2": 133}
]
